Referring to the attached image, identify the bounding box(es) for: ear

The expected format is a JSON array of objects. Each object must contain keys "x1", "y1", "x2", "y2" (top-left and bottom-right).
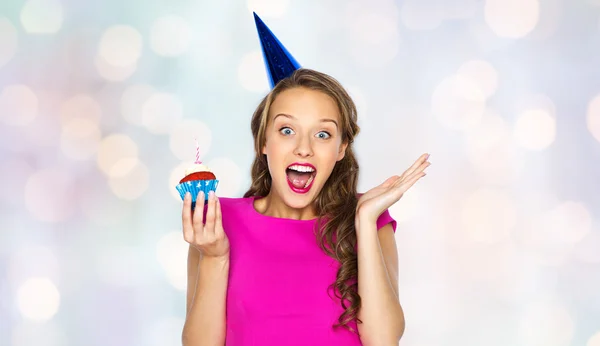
[{"x1": 337, "y1": 142, "x2": 348, "y2": 161}]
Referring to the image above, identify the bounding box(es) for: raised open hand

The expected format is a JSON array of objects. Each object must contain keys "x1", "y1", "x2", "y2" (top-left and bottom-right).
[{"x1": 356, "y1": 153, "x2": 430, "y2": 223}]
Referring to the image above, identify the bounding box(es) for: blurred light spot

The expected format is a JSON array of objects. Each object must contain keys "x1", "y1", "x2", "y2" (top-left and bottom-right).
[
  {"x1": 465, "y1": 110, "x2": 507, "y2": 153},
  {"x1": 20, "y1": 0, "x2": 63, "y2": 34},
  {"x1": 443, "y1": 0, "x2": 478, "y2": 20},
  {"x1": 427, "y1": 208, "x2": 457, "y2": 243},
  {"x1": 206, "y1": 157, "x2": 243, "y2": 197},
  {"x1": 485, "y1": 0, "x2": 540, "y2": 38},
  {"x1": 345, "y1": 1, "x2": 400, "y2": 67},
  {"x1": 193, "y1": 30, "x2": 233, "y2": 66},
  {"x1": 574, "y1": 231, "x2": 600, "y2": 264},
  {"x1": 238, "y1": 50, "x2": 269, "y2": 93},
  {"x1": 0, "y1": 158, "x2": 33, "y2": 206},
  {"x1": 461, "y1": 188, "x2": 517, "y2": 243},
  {"x1": 156, "y1": 231, "x2": 188, "y2": 291},
  {"x1": 11, "y1": 320, "x2": 66, "y2": 346},
  {"x1": 589, "y1": 331, "x2": 600, "y2": 346},
  {"x1": 121, "y1": 84, "x2": 155, "y2": 126},
  {"x1": 8, "y1": 246, "x2": 60, "y2": 289},
  {"x1": 487, "y1": 243, "x2": 538, "y2": 302},
  {"x1": 519, "y1": 300, "x2": 574, "y2": 346},
  {"x1": 97, "y1": 134, "x2": 139, "y2": 176},
  {"x1": 150, "y1": 15, "x2": 191, "y2": 57},
  {"x1": 0, "y1": 85, "x2": 38, "y2": 126},
  {"x1": 60, "y1": 118, "x2": 102, "y2": 160},
  {"x1": 98, "y1": 25, "x2": 143, "y2": 67},
  {"x1": 17, "y1": 277, "x2": 60, "y2": 321},
  {"x1": 452, "y1": 241, "x2": 530, "y2": 302},
  {"x1": 547, "y1": 201, "x2": 591, "y2": 243},
  {"x1": 549, "y1": 201, "x2": 592, "y2": 243},
  {"x1": 468, "y1": 15, "x2": 514, "y2": 54},
  {"x1": 247, "y1": 0, "x2": 290, "y2": 18},
  {"x1": 528, "y1": 0, "x2": 562, "y2": 40},
  {"x1": 400, "y1": 0, "x2": 444, "y2": 31},
  {"x1": 518, "y1": 202, "x2": 589, "y2": 266},
  {"x1": 346, "y1": 0, "x2": 399, "y2": 45},
  {"x1": 59, "y1": 94, "x2": 102, "y2": 125},
  {"x1": 170, "y1": 162, "x2": 190, "y2": 201},
  {"x1": 95, "y1": 55, "x2": 137, "y2": 82},
  {"x1": 514, "y1": 109, "x2": 556, "y2": 150},
  {"x1": 144, "y1": 317, "x2": 186, "y2": 346},
  {"x1": 141, "y1": 92, "x2": 183, "y2": 134},
  {"x1": 24, "y1": 168, "x2": 75, "y2": 223},
  {"x1": 108, "y1": 157, "x2": 138, "y2": 178},
  {"x1": 169, "y1": 119, "x2": 212, "y2": 161},
  {"x1": 519, "y1": 93, "x2": 556, "y2": 115},
  {"x1": 457, "y1": 60, "x2": 498, "y2": 98},
  {"x1": 522, "y1": 191, "x2": 561, "y2": 214},
  {"x1": 432, "y1": 74, "x2": 486, "y2": 131},
  {"x1": 347, "y1": 86, "x2": 368, "y2": 122},
  {"x1": 108, "y1": 158, "x2": 149, "y2": 200},
  {"x1": 587, "y1": 94, "x2": 600, "y2": 143},
  {"x1": 23, "y1": 103, "x2": 61, "y2": 148},
  {"x1": 400, "y1": 281, "x2": 464, "y2": 335},
  {"x1": 389, "y1": 187, "x2": 421, "y2": 223},
  {"x1": 97, "y1": 246, "x2": 146, "y2": 287},
  {"x1": 466, "y1": 111, "x2": 521, "y2": 184},
  {"x1": 0, "y1": 17, "x2": 18, "y2": 68},
  {"x1": 80, "y1": 184, "x2": 130, "y2": 227}
]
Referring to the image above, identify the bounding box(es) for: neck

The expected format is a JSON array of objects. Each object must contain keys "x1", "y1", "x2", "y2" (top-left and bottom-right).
[{"x1": 254, "y1": 190, "x2": 317, "y2": 220}]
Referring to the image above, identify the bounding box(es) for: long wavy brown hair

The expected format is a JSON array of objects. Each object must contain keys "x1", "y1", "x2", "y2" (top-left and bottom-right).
[{"x1": 243, "y1": 68, "x2": 362, "y2": 332}]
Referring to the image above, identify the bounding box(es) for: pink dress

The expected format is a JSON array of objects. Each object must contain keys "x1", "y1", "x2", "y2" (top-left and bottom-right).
[{"x1": 207, "y1": 196, "x2": 397, "y2": 346}]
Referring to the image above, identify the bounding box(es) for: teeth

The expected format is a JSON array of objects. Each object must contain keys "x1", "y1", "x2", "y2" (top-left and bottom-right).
[
  {"x1": 303, "y1": 174, "x2": 314, "y2": 188},
  {"x1": 288, "y1": 165, "x2": 315, "y2": 173}
]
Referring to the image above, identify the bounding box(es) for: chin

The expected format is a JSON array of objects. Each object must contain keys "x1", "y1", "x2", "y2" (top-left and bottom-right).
[
  {"x1": 281, "y1": 185, "x2": 315, "y2": 208},
  {"x1": 276, "y1": 179, "x2": 322, "y2": 210}
]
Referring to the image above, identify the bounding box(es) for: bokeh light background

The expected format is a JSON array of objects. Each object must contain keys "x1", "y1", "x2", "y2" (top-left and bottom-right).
[{"x1": 1, "y1": 0, "x2": 600, "y2": 345}]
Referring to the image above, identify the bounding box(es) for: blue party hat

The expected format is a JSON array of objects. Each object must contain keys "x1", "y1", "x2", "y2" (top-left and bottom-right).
[{"x1": 253, "y1": 12, "x2": 301, "y2": 89}]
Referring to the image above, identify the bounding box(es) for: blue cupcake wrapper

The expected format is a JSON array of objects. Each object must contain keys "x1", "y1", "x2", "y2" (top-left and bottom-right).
[{"x1": 176, "y1": 180, "x2": 219, "y2": 207}]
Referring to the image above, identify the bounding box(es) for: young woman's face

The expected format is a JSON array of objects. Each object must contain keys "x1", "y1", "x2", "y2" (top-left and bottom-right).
[{"x1": 263, "y1": 87, "x2": 348, "y2": 209}]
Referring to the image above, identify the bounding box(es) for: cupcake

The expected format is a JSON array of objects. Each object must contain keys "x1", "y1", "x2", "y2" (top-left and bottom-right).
[{"x1": 175, "y1": 161, "x2": 219, "y2": 208}]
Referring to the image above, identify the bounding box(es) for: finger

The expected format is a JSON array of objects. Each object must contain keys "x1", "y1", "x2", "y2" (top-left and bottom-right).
[
  {"x1": 214, "y1": 196, "x2": 224, "y2": 238},
  {"x1": 396, "y1": 171, "x2": 426, "y2": 193},
  {"x1": 192, "y1": 191, "x2": 206, "y2": 230},
  {"x1": 204, "y1": 191, "x2": 216, "y2": 237},
  {"x1": 402, "y1": 153, "x2": 430, "y2": 178},
  {"x1": 416, "y1": 160, "x2": 431, "y2": 173},
  {"x1": 381, "y1": 175, "x2": 401, "y2": 188},
  {"x1": 397, "y1": 166, "x2": 427, "y2": 184},
  {"x1": 182, "y1": 193, "x2": 194, "y2": 243}
]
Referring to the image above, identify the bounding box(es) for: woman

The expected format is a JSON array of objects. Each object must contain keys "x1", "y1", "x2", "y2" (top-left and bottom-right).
[{"x1": 181, "y1": 68, "x2": 430, "y2": 345}]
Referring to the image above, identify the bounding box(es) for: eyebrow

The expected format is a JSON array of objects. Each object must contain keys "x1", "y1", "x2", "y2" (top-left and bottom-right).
[{"x1": 273, "y1": 113, "x2": 339, "y2": 128}]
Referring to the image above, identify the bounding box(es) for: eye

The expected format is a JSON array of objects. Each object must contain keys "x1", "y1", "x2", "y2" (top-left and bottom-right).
[
  {"x1": 279, "y1": 127, "x2": 295, "y2": 136},
  {"x1": 316, "y1": 131, "x2": 331, "y2": 139}
]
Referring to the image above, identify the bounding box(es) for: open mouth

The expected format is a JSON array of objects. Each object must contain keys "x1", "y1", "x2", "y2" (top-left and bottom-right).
[{"x1": 285, "y1": 163, "x2": 316, "y2": 193}]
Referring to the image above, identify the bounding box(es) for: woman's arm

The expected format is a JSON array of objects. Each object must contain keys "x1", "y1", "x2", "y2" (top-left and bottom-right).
[
  {"x1": 183, "y1": 247, "x2": 229, "y2": 346},
  {"x1": 354, "y1": 153, "x2": 429, "y2": 345},
  {"x1": 356, "y1": 216, "x2": 405, "y2": 346},
  {"x1": 181, "y1": 192, "x2": 230, "y2": 346}
]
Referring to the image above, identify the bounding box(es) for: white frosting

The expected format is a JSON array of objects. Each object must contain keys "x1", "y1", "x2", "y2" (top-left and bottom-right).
[{"x1": 185, "y1": 163, "x2": 212, "y2": 176}]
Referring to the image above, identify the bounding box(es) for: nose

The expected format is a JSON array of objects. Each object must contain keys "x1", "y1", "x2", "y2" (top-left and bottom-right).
[{"x1": 293, "y1": 135, "x2": 313, "y2": 158}]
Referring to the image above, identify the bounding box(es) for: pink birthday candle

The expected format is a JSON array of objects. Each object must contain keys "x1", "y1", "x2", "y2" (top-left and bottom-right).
[{"x1": 195, "y1": 138, "x2": 202, "y2": 164}]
